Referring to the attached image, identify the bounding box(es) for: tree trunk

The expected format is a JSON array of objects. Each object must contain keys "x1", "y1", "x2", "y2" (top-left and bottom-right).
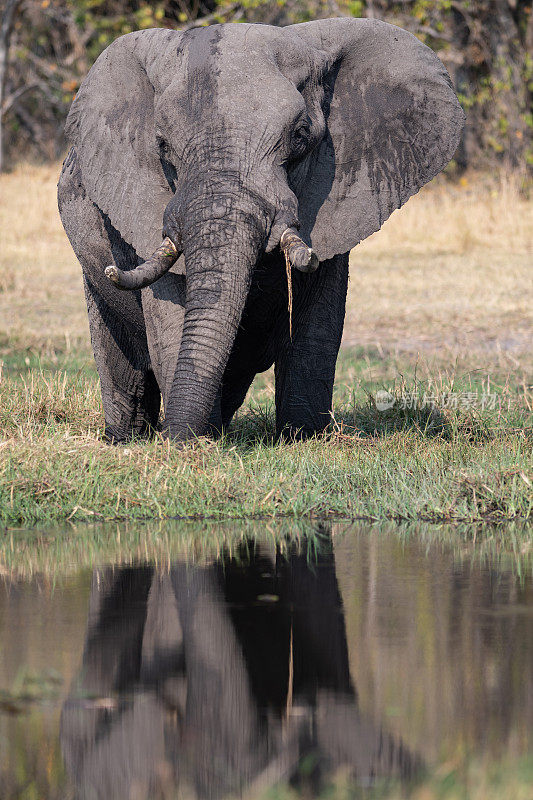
[
  {"x1": 0, "y1": 0, "x2": 20, "y2": 172},
  {"x1": 484, "y1": 0, "x2": 530, "y2": 169}
]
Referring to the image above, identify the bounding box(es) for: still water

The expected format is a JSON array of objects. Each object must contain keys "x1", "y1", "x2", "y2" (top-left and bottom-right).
[{"x1": 0, "y1": 521, "x2": 532, "y2": 799}]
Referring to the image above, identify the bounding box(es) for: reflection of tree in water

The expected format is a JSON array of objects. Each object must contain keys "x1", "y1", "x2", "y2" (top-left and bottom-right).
[{"x1": 60, "y1": 533, "x2": 418, "y2": 799}]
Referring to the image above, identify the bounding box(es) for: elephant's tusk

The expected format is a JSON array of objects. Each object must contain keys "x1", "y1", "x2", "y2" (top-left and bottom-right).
[
  {"x1": 105, "y1": 236, "x2": 179, "y2": 290},
  {"x1": 280, "y1": 228, "x2": 319, "y2": 273}
]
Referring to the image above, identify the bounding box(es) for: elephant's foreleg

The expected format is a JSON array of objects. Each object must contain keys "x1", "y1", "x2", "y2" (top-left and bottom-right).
[
  {"x1": 85, "y1": 277, "x2": 161, "y2": 443},
  {"x1": 274, "y1": 252, "x2": 349, "y2": 439},
  {"x1": 58, "y1": 154, "x2": 160, "y2": 443}
]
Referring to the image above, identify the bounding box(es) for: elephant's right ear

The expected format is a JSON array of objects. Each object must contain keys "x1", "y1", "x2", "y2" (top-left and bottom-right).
[
  {"x1": 290, "y1": 18, "x2": 465, "y2": 262},
  {"x1": 65, "y1": 29, "x2": 180, "y2": 260}
]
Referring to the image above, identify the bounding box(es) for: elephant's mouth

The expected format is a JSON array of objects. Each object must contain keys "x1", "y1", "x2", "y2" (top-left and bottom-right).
[{"x1": 104, "y1": 226, "x2": 318, "y2": 291}]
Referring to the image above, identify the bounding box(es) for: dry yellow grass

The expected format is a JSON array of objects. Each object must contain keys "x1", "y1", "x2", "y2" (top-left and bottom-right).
[
  {"x1": 0, "y1": 161, "x2": 88, "y2": 352},
  {"x1": 347, "y1": 174, "x2": 533, "y2": 367},
  {"x1": 0, "y1": 162, "x2": 531, "y2": 370}
]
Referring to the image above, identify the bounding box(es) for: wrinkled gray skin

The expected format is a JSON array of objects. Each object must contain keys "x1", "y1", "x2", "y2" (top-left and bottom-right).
[
  {"x1": 58, "y1": 19, "x2": 464, "y2": 442},
  {"x1": 60, "y1": 534, "x2": 420, "y2": 798}
]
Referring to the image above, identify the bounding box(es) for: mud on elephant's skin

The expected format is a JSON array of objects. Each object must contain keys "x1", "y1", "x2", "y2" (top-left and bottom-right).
[
  {"x1": 60, "y1": 534, "x2": 421, "y2": 798},
  {"x1": 58, "y1": 19, "x2": 464, "y2": 442}
]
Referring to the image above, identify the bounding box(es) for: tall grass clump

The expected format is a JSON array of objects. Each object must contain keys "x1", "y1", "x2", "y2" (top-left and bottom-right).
[{"x1": 0, "y1": 366, "x2": 531, "y2": 526}]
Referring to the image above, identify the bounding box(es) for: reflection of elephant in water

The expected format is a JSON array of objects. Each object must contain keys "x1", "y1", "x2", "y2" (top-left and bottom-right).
[
  {"x1": 58, "y1": 19, "x2": 464, "y2": 442},
  {"x1": 60, "y1": 538, "x2": 419, "y2": 798}
]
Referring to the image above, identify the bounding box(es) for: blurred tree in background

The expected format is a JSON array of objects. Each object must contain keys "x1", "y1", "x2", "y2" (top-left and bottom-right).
[{"x1": 0, "y1": 0, "x2": 531, "y2": 172}]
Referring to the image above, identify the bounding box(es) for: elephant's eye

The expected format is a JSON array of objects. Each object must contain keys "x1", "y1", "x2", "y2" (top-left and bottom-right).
[
  {"x1": 292, "y1": 123, "x2": 310, "y2": 147},
  {"x1": 157, "y1": 135, "x2": 171, "y2": 157}
]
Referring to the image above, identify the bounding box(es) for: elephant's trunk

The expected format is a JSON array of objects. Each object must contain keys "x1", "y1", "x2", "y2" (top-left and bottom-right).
[{"x1": 163, "y1": 197, "x2": 268, "y2": 440}]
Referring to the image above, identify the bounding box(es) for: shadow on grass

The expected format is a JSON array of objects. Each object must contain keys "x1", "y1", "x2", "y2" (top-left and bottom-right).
[{"x1": 225, "y1": 393, "x2": 497, "y2": 449}]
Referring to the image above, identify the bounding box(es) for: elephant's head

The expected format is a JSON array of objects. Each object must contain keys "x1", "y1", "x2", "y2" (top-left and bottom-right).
[{"x1": 65, "y1": 20, "x2": 464, "y2": 440}]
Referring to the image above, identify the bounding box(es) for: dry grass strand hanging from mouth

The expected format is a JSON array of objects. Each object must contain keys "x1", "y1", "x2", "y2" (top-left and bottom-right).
[{"x1": 285, "y1": 250, "x2": 293, "y2": 340}]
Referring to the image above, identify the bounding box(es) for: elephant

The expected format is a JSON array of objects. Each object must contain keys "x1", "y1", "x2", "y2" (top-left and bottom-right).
[
  {"x1": 60, "y1": 532, "x2": 420, "y2": 798},
  {"x1": 57, "y1": 19, "x2": 464, "y2": 442}
]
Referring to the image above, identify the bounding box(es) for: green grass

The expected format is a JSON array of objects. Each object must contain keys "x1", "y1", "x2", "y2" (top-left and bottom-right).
[
  {"x1": 0, "y1": 347, "x2": 531, "y2": 527},
  {"x1": 0, "y1": 332, "x2": 95, "y2": 377}
]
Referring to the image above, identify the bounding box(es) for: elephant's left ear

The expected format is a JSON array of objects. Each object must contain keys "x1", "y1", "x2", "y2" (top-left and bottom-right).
[{"x1": 289, "y1": 18, "x2": 465, "y2": 261}]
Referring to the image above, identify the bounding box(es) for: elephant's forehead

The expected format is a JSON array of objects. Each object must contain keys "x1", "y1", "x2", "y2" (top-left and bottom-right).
[
  {"x1": 178, "y1": 23, "x2": 321, "y2": 90},
  {"x1": 175, "y1": 24, "x2": 315, "y2": 123}
]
